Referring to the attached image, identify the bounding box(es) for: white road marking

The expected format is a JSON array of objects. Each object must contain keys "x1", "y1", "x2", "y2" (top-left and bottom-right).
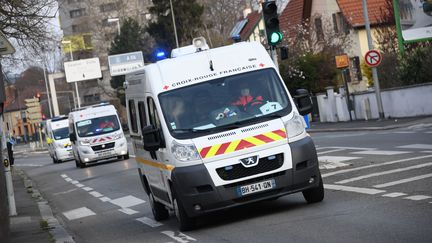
[
  {"x1": 136, "y1": 216, "x2": 163, "y2": 227},
  {"x1": 161, "y1": 231, "x2": 197, "y2": 243},
  {"x1": 350, "y1": 150, "x2": 410, "y2": 155},
  {"x1": 324, "y1": 184, "x2": 385, "y2": 195},
  {"x1": 335, "y1": 162, "x2": 432, "y2": 184},
  {"x1": 324, "y1": 146, "x2": 374, "y2": 150},
  {"x1": 109, "y1": 195, "x2": 145, "y2": 208},
  {"x1": 53, "y1": 188, "x2": 78, "y2": 196},
  {"x1": 75, "y1": 183, "x2": 84, "y2": 188},
  {"x1": 393, "y1": 131, "x2": 415, "y2": 134},
  {"x1": 89, "y1": 191, "x2": 103, "y2": 198},
  {"x1": 118, "y1": 208, "x2": 139, "y2": 215},
  {"x1": 397, "y1": 144, "x2": 432, "y2": 150},
  {"x1": 65, "y1": 178, "x2": 72, "y2": 182},
  {"x1": 71, "y1": 180, "x2": 79, "y2": 184},
  {"x1": 319, "y1": 161, "x2": 350, "y2": 169},
  {"x1": 426, "y1": 131, "x2": 432, "y2": 134},
  {"x1": 382, "y1": 192, "x2": 407, "y2": 198},
  {"x1": 322, "y1": 155, "x2": 432, "y2": 178},
  {"x1": 14, "y1": 164, "x2": 43, "y2": 167},
  {"x1": 82, "y1": 187, "x2": 93, "y2": 191},
  {"x1": 99, "y1": 197, "x2": 111, "y2": 202},
  {"x1": 318, "y1": 156, "x2": 361, "y2": 163},
  {"x1": 317, "y1": 149, "x2": 345, "y2": 155},
  {"x1": 404, "y1": 195, "x2": 432, "y2": 201},
  {"x1": 63, "y1": 207, "x2": 96, "y2": 221},
  {"x1": 373, "y1": 173, "x2": 432, "y2": 188},
  {"x1": 61, "y1": 174, "x2": 68, "y2": 178}
]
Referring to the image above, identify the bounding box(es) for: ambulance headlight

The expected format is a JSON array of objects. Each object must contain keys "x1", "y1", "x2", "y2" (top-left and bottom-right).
[
  {"x1": 113, "y1": 133, "x2": 123, "y2": 140},
  {"x1": 80, "y1": 139, "x2": 91, "y2": 146},
  {"x1": 171, "y1": 141, "x2": 200, "y2": 162},
  {"x1": 284, "y1": 112, "x2": 306, "y2": 142}
]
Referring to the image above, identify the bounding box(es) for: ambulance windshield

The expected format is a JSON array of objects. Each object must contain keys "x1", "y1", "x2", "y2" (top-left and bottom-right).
[
  {"x1": 75, "y1": 115, "x2": 120, "y2": 137},
  {"x1": 159, "y1": 68, "x2": 291, "y2": 138},
  {"x1": 53, "y1": 127, "x2": 69, "y2": 140}
]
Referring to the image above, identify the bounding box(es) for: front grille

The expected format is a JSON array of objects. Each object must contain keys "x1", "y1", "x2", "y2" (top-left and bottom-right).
[
  {"x1": 216, "y1": 153, "x2": 284, "y2": 181},
  {"x1": 91, "y1": 142, "x2": 115, "y2": 151}
]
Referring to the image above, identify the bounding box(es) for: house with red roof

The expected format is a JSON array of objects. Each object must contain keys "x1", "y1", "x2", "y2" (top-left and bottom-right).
[{"x1": 278, "y1": 0, "x2": 391, "y2": 92}]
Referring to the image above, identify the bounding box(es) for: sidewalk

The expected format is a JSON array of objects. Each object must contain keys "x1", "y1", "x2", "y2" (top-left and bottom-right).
[
  {"x1": 13, "y1": 143, "x2": 48, "y2": 155},
  {"x1": 9, "y1": 169, "x2": 75, "y2": 243},
  {"x1": 307, "y1": 116, "x2": 432, "y2": 132},
  {"x1": 9, "y1": 169, "x2": 52, "y2": 243}
]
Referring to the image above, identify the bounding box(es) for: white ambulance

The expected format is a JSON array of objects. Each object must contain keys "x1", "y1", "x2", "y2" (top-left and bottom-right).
[
  {"x1": 68, "y1": 103, "x2": 129, "y2": 168},
  {"x1": 125, "y1": 38, "x2": 323, "y2": 230},
  {"x1": 46, "y1": 116, "x2": 73, "y2": 163}
]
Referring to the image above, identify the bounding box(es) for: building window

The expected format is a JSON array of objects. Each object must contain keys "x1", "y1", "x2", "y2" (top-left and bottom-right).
[
  {"x1": 83, "y1": 94, "x2": 100, "y2": 103},
  {"x1": 314, "y1": 17, "x2": 324, "y2": 41},
  {"x1": 71, "y1": 24, "x2": 88, "y2": 33},
  {"x1": 100, "y1": 3, "x2": 118, "y2": 12},
  {"x1": 128, "y1": 100, "x2": 138, "y2": 133},
  {"x1": 70, "y1": 8, "x2": 86, "y2": 18},
  {"x1": 332, "y1": 12, "x2": 350, "y2": 34}
]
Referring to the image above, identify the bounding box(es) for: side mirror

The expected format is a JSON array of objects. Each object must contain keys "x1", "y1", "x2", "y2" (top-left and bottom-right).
[
  {"x1": 294, "y1": 89, "x2": 313, "y2": 116},
  {"x1": 69, "y1": 133, "x2": 76, "y2": 142},
  {"x1": 142, "y1": 125, "x2": 162, "y2": 152}
]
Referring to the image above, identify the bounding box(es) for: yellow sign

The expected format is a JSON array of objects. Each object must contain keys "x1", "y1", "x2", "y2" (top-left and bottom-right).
[
  {"x1": 61, "y1": 33, "x2": 93, "y2": 54},
  {"x1": 335, "y1": 54, "x2": 350, "y2": 69}
]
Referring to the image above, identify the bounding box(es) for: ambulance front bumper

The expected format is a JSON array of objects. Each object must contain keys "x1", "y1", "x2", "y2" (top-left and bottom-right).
[
  {"x1": 77, "y1": 138, "x2": 128, "y2": 163},
  {"x1": 171, "y1": 136, "x2": 320, "y2": 217},
  {"x1": 55, "y1": 148, "x2": 74, "y2": 161}
]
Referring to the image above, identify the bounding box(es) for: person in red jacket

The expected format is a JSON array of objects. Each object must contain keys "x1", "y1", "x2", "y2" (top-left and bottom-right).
[{"x1": 232, "y1": 82, "x2": 264, "y2": 111}]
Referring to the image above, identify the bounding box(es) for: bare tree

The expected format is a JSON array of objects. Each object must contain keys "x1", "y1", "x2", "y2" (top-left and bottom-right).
[
  {"x1": 201, "y1": 0, "x2": 247, "y2": 47},
  {"x1": 0, "y1": 0, "x2": 58, "y2": 52}
]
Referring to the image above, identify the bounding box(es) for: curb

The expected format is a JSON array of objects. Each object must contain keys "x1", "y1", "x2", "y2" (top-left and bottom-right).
[
  {"x1": 307, "y1": 122, "x2": 432, "y2": 133},
  {"x1": 17, "y1": 169, "x2": 75, "y2": 243}
]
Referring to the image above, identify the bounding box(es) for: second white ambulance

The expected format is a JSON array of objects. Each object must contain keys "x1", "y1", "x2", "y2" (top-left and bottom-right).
[{"x1": 68, "y1": 103, "x2": 129, "y2": 168}]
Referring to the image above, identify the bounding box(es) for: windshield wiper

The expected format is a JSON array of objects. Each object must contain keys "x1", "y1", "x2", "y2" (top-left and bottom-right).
[{"x1": 172, "y1": 128, "x2": 211, "y2": 133}]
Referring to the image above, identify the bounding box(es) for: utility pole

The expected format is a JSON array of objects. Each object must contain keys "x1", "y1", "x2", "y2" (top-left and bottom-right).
[
  {"x1": 169, "y1": 0, "x2": 179, "y2": 48},
  {"x1": 362, "y1": 0, "x2": 385, "y2": 119}
]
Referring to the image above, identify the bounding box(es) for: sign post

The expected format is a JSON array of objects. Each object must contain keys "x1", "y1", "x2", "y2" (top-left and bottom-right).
[
  {"x1": 335, "y1": 54, "x2": 353, "y2": 121},
  {"x1": 362, "y1": 0, "x2": 385, "y2": 119}
]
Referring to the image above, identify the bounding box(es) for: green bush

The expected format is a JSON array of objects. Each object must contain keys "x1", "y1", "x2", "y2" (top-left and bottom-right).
[{"x1": 398, "y1": 46, "x2": 432, "y2": 86}]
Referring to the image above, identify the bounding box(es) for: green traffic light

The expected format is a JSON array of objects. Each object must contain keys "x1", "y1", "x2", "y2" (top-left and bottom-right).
[{"x1": 270, "y1": 32, "x2": 283, "y2": 44}]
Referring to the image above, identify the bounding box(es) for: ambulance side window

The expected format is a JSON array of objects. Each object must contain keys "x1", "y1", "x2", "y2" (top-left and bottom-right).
[
  {"x1": 128, "y1": 99, "x2": 138, "y2": 133},
  {"x1": 138, "y1": 101, "x2": 147, "y2": 130},
  {"x1": 147, "y1": 97, "x2": 165, "y2": 147}
]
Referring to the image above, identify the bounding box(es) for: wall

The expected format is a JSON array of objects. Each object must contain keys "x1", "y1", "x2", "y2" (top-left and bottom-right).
[{"x1": 317, "y1": 83, "x2": 432, "y2": 122}]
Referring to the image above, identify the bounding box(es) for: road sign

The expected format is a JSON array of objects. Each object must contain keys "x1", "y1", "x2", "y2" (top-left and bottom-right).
[
  {"x1": 25, "y1": 98, "x2": 39, "y2": 105},
  {"x1": 335, "y1": 54, "x2": 350, "y2": 69},
  {"x1": 64, "y1": 58, "x2": 102, "y2": 83},
  {"x1": 27, "y1": 106, "x2": 41, "y2": 114},
  {"x1": 364, "y1": 50, "x2": 382, "y2": 67},
  {"x1": 108, "y1": 51, "x2": 144, "y2": 76},
  {"x1": 0, "y1": 31, "x2": 15, "y2": 55}
]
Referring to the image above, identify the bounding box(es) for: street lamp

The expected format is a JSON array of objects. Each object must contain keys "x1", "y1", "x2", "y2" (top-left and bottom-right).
[
  {"x1": 107, "y1": 18, "x2": 121, "y2": 35},
  {"x1": 169, "y1": 0, "x2": 179, "y2": 48},
  {"x1": 61, "y1": 40, "x2": 81, "y2": 108},
  {"x1": 37, "y1": 59, "x2": 53, "y2": 118}
]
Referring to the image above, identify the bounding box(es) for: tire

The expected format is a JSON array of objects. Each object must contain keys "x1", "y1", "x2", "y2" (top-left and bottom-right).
[
  {"x1": 302, "y1": 174, "x2": 324, "y2": 203},
  {"x1": 173, "y1": 193, "x2": 196, "y2": 231},
  {"x1": 53, "y1": 157, "x2": 58, "y2": 164},
  {"x1": 149, "y1": 192, "x2": 169, "y2": 221},
  {"x1": 75, "y1": 158, "x2": 86, "y2": 168},
  {"x1": 123, "y1": 153, "x2": 129, "y2": 160}
]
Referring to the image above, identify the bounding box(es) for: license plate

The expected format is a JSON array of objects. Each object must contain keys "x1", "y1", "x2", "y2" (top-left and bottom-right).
[
  {"x1": 237, "y1": 179, "x2": 275, "y2": 196},
  {"x1": 98, "y1": 151, "x2": 113, "y2": 158}
]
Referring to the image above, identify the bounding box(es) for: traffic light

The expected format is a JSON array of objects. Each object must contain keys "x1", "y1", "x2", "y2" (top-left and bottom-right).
[
  {"x1": 262, "y1": 1, "x2": 282, "y2": 46},
  {"x1": 36, "y1": 92, "x2": 41, "y2": 100}
]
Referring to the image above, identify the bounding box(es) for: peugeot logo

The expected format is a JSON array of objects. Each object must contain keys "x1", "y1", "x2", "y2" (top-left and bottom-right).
[
  {"x1": 101, "y1": 144, "x2": 105, "y2": 148},
  {"x1": 240, "y1": 155, "x2": 259, "y2": 168}
]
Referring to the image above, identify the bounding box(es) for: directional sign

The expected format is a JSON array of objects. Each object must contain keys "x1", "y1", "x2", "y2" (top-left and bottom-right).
[
  {"x1": 0, "y1": 31, "x2": 15, "y2": 55},
  {"x1": 108, "y1": 51, "x2": 144, "y2": 76},
  {"x1": 364, "y1": 50, "x2": 382, "y2": 68},
  {"x1": 27, "y1": 106, "x2": 41, "y2": 114},
  {"x1": 25, "y1": 98, "x2": 39, "y2": 105},
  {"x1": 64, "y1": 58, "x2": 102, "y2": 83}
]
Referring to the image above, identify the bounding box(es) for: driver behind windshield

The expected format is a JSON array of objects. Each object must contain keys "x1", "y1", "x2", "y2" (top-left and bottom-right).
[{"x1": 232, "y1": 81, "x2": 264, "y2": 111}]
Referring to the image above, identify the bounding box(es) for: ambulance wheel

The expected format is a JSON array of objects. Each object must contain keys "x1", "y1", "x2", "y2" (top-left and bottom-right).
[
  {"x1": 173, "y1": 194, "x2": 196, "y2": 231},
  {"x1": 75, "y1": 158, "x2": 86, "y2": 168},
  {"x1": 53, "y1": 157, "x2": 58, "y2": 164},
  {"x1": 149, "y1": 192, "x2": 169, "y2": 221},
  {"x1": 302, "y1": 174, "x2": 324, "y2": 203},
  {"x1": 123, "y1": 153, "x2": 129, "y2": 160}
]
